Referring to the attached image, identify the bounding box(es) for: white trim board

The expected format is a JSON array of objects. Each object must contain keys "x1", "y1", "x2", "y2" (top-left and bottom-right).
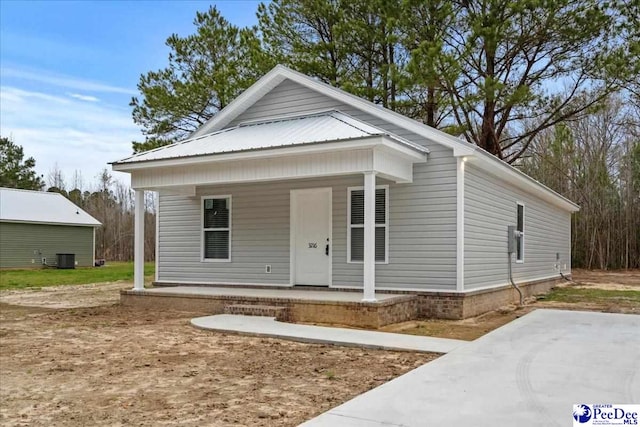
[{"x1": 456, "y1": 157, "x2": 465, "y2": 291}]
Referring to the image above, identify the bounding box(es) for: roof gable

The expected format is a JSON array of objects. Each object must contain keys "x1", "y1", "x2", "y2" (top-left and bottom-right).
[
  {"x1": 190, "y1": 65, "x2": 476, "y2": 157},
  {"x1": 0, "y1": 188, "x2": 101, "y2": 227}
]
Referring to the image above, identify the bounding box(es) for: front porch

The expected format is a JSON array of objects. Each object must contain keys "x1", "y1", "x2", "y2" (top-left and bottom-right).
[
  {"x1": 113, "y1": 110, "x2": 430, "y2": 304},
  {"x1": 121, "y1": 286, "x2": 419, "y2": 328}
]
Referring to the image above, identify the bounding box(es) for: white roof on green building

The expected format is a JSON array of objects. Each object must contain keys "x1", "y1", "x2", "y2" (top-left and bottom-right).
[{"x1": 0, "y1": 187, "x2": 101, "y2": 227}]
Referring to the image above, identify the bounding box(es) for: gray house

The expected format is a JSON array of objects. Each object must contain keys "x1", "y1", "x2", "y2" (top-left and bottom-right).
[
  {"x1": 0, "y1": 188, "x2": 101, "y2": 268},
  {"x1": 113, "y1": 65, "x2": 578, "y2": 318}
]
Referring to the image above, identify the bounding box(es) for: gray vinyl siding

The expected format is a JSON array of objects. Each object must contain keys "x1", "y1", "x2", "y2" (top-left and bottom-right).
[
  {"x1": 158, "y1": 80, "x2": 458, "y2": 290},
  {"x1": 0, "y1": 222, "x2": 95, "y2": 268},
  {"x1": 464, "y1": 163, "x2": 572, "y2": 290},
  {"x1": 158, "y1": 172, "x2": 456, "y2": 290}
]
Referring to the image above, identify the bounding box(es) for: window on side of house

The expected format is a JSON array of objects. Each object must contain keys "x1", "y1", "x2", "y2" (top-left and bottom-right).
[
  {"x1": 516, "y1": 202, "x2": 525, "y2": 262},
  {"x1": 203, "y1": 196, "x2": 231, "y2": 261},
  {"x1": 348, "y1": 186, "x2": 388, "y2": 263}
]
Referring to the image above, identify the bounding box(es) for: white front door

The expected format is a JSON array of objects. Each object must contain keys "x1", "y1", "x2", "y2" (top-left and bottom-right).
[{"x1": 291, "y1": 188, "x2": 332, "y2": 286}]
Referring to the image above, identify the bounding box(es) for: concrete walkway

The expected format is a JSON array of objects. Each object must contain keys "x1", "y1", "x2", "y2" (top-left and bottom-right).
[
  {"x1": 301, "y1": 309, "x2": 640, "y2": 427},
  {"x1": 191, "y1": 314, "x2": 466, "y2": 353}
]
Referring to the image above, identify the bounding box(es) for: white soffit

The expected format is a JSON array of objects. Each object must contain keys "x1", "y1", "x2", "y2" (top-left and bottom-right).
[{"x1": 113, "y1": 111, "x2": 428, "y2": 165}]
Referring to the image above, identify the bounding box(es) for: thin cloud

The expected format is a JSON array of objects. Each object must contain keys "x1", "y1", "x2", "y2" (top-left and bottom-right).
[
  {"x1": 1, "y1": 66, "x2": 137, "y2": 95},
  {"x1": 69, "y1": 93, "x2": 100, "y2": 102},
  {"x1": 0, "y1": 86, "x2": 140, "y2": 185}
]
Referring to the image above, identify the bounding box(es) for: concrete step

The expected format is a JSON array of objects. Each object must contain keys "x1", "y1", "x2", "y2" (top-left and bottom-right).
[{"x1": 223, "y1": 304, "x2": 289, "y2": 321}]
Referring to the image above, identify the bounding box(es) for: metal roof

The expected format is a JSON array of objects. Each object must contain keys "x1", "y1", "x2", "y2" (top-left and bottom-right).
[
  {"x1": 0, "y1": 188, "x2": 101, "y2": 227},
  {"x1": 114, "y1": 111, "x2": 428, "y2": 165}
]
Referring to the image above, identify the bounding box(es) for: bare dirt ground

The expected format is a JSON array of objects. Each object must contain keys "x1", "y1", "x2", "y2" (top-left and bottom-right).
[
  {"x1": 567, "y1": 268, "x2": 640, "y2": 290},
  {"x1": 0, "y1": 281, "x2": 132, "y2": 309},
  {"x1": 0, "y1": 285, "x2": 435, "y2": 427},
  {"x1": 1, "y1": 269, "x2": 637, "y2": 425},
  {"x1": 383, "y1": 269, "x2": 640, "y2": 341}
]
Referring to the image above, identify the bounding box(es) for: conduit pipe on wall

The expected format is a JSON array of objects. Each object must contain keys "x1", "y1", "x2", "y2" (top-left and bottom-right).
[{"x1": 507, "y1": 225, "x2": 524, "y2": 306}]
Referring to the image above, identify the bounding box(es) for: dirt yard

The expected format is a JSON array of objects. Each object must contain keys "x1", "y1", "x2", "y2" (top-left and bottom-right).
[
  {"x1": 568, "y1": 268, "x2": 640, "y2": 289},
  {"x1": 1, "y1": 269, "x2": 637, "y2": 426},
  {"x1": 0, "y1": 283, "x2": 435, "y2": 427}
]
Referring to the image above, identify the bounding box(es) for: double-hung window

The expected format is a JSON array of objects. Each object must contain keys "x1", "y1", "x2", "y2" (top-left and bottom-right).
[
  {"x1": 348, "y1": 186, "x2": 388, "y2": 263},
  {"x1": 202, "y1": 196, "x2": 231, "y2": 261},
  {"x1": 516, "y1": 202, "x2": 525, "y2": 262}
]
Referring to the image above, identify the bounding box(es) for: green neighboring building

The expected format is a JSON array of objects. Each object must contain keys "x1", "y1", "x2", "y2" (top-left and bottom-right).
[{"x1": 0, "y1": 188, "x2": 101, "y2": 268}]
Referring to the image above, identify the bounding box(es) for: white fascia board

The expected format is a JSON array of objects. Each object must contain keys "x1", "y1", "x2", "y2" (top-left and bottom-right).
[
  {"x1": 0, "y1": 219, "x2": 101, "y2": 227},
  {"x1": 113, "y1": 135, "x2": 425, "y2": 172},
  {"x1": 471, "y1": 150, "x2": 580, "y2": 212},
  {"x1": 192, "y1": 65, "x2": 476, "y2": 156},
  {"x1": 379, "y1": 138, "x2": 428, "y2": 162}
]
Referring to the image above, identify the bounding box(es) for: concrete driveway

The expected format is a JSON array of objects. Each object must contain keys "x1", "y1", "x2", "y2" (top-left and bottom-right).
[{"x1": 302, "y1": 309, "x2": 640, "y2": 427}]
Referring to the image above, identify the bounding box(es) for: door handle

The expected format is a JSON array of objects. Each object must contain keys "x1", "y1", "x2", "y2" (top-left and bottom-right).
[{"x1": 325, "y1": 243, "x2": 330, "y2": 256}]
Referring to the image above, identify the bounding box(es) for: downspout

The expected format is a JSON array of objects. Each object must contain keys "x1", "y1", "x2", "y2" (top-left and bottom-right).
[{"x1": 507, "y1": 225, "x2": 524, "y2": 306}]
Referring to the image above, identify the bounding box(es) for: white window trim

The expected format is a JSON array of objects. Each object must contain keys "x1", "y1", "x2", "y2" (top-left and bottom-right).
[
  {"x1": 516, "y1": 201, "x2": 525, "y2": 263},
  {"x1": 201, "y1": 195, "x2": 232, "y2": 262},
  {"x1": 347, "y1": 185, "x2": 389, "y2": 264}
]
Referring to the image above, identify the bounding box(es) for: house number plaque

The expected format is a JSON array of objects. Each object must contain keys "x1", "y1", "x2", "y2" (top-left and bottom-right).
[{"x1": 308, "y1": 242, "x2": 317, "y2": 248}]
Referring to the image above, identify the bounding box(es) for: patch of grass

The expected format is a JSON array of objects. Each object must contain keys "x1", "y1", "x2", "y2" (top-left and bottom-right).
[
  {"x1": 0, "y1": 262, "x2": 155, "y2": 290},
  {"x1": 543, "y1": 287, "x2": 640, "y2": 305},
  {"x1": 324, "y1": 370, "x2": 337, "y2": 380}
]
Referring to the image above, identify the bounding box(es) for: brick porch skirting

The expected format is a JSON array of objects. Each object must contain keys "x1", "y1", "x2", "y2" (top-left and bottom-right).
[{"x1": 121, "y1": 276, "x2": 566, "y2": 327}]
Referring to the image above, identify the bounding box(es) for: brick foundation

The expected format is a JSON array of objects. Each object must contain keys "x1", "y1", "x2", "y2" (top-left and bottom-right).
[
  {"x1": 121, "y1": 276, "x2": 565, "y2": 327},
  {"x1": 413, "y1": 276, "x2": 566, "y2": 319},
  {"x1": 120, "y1": 290, "x2": 418, "y2": 328}
]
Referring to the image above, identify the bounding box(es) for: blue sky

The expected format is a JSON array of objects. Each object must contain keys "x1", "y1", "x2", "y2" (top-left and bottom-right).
[{"x1": 0, "y1": 0, "x2": 261, "y2": 187}]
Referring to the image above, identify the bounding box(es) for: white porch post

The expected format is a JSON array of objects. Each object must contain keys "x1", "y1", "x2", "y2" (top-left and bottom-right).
[
  {"x1": 362, "y1": 171, "x2": 377, "y2": 302},
  {"x1": 133, "y1": 189, "x2": 145, "y2": 291}
]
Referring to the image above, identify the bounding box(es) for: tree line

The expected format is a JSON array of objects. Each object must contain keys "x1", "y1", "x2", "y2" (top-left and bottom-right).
[
  {"x1": 45, "y1": 168, "x2": 157, "y2": 263},
  {"x1": 521, "y1": 95, "x2": 639, "y2": 269},
  {"x1": 0, "y1": 136, "x2": 155, "y2": 262}
]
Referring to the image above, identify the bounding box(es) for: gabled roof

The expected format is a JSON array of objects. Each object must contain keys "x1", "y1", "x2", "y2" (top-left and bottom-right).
[
  {"x1": 190, "y1": 65, "x2": 476, "y2": 157},
  {"x1": 0, "y1": 187, "x2": 101, "y2": 227},
  {"x1": 115, "y1": 110, "x2": 428, "y2": 165},
  {"x1": 188, "y1": 65, "x2": 578, "y2": 212}
]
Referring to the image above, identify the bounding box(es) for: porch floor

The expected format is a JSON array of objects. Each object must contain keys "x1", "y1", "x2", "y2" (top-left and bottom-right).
[{"x1": 138, "y1": 286, "x2": 401, "y2": 303}]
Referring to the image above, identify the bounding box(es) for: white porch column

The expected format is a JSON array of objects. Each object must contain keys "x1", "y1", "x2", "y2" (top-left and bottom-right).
[
  {"x1": 133, "y1": 189, "x2": 145, "y2": 291},
  {"x1": 362, "y1": 171, "x2": 377, "y2": 302}
]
